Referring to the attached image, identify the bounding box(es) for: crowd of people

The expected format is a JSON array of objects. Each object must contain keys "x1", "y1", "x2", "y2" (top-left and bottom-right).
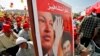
[{"x1": 0, "y1": 11, "x2": 34, "y2": 56}]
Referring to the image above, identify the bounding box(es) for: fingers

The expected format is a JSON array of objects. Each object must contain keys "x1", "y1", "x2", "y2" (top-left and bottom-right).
[
  {"x1": 53, "y1": 16, "x2": 63, "y2": 30},
  {"x1": 53, "y1": 15, "x2": 63, "y2": 38}
]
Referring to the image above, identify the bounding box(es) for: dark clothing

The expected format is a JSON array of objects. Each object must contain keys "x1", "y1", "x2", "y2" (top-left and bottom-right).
[
  {"x1": 0, "y1": 22, "x2": 3, "y2": 31},
  {"x1": 93, "y1": 16, "x2": 100, "y2": 47},
  {"x1": 0, "y1": 45, "x2": 19, "y2": 56},
  {"x1": 93, "y1": 27, "x2": 100, "y2": 47},
  {"x1": 13, "y1": 27, "x2": 22, "y2": 34},
  {"x1": 96, "y1": 17, "x2": 100, "y2": 27},
  {"x1": 6, "y1": 45, "x2": 19, "y2": 56},
  {"x1": 79, "y1": 16, "x2": 97, "y2": 38},
  {"x1": 79, "y1": 15, "x2": 97, "y2": 47},
  {"x1": 80, "y1": 37, "x2": 91, "y2": 47}
]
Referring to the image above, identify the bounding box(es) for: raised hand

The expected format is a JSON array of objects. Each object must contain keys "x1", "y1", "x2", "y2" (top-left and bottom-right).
[{"x1": 53, "y1": 15, "x2": 64, "y2": 56}]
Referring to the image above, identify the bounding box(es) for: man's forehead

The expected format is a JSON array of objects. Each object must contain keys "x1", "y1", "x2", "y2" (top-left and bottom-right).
[
  {"x1": 39, "y1": 12, "x2": 52, "y2": 17},
  {"x1": 39, "y1": 14, "x2": 53, "y2": 21}
]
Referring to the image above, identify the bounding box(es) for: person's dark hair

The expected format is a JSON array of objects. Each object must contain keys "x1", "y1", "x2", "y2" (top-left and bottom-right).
[
  {"x1": 97, "y1": 13, "x2": 100, "y2": 18},
  {"x1": 61, "y1": 31, "x2": 72, "y2": 48}
]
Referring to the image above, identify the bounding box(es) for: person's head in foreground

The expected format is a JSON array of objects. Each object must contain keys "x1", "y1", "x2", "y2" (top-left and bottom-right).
[{"x1": 16, "y1": 37, "x2": 28, "y2": 49}]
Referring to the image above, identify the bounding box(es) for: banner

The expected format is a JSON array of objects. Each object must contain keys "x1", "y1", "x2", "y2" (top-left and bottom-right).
[{"x1": 32, "y1": 0, "x2": 73, "y2": 56}]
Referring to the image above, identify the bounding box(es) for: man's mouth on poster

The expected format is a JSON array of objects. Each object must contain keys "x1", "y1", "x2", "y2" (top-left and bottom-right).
[{"x1": 43, "y1": 34, "x2": 51, "y2": 41}]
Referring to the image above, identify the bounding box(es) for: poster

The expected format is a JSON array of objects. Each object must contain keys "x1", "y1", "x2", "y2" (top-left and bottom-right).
[{"x1": 31, "y1": 0, "x2": 73, "y2": 56}]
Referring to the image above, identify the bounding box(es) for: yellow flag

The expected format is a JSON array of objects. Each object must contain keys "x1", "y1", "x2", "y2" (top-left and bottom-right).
[{"x1": 0, "y1": 11, "x2": 4, "y2": 17}]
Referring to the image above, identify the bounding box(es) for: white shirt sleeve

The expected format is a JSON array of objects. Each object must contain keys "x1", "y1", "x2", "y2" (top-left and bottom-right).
[{"x1": 18, "y1": 30, "x2": 24, "y2": 37}]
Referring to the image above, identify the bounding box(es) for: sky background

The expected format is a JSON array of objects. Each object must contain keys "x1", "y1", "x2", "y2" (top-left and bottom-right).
[
  {"x1": 0, "y1": 0, "x2": 99, "y2": 13},
  {"x1": 0, "y1": 0, "x2": 27, "y2": 10},
  {"x1": 62, "y1": 0, "x2": 99, "y2": 13}
]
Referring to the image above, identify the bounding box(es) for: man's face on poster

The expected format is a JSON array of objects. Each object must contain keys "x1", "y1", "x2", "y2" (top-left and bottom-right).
[{"x1": 38, "y1": 12, "x2": 54, "y2": 52}]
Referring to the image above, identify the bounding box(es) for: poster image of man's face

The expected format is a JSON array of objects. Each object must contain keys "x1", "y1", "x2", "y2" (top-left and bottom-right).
[{"x1": 38, "y1": 11, "x2": 54, "y2": 54}]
